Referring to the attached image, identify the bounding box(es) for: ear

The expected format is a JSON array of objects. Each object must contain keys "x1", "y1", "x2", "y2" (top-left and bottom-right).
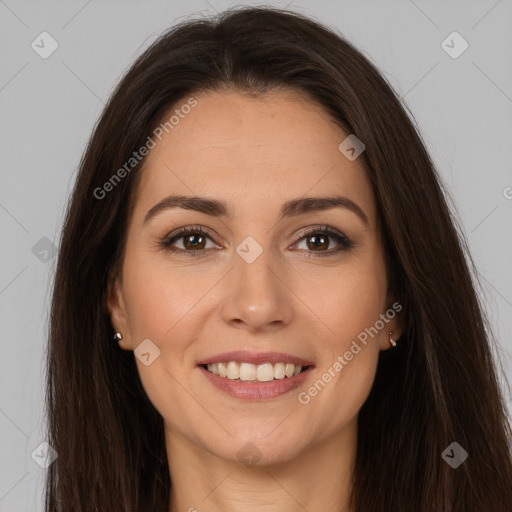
[
  {"x1": 106, "y1": 273, "x2": 133, "y2": 351},
  {"x1": 379, "y1": 298, "x2": 405, "y2": 351}
]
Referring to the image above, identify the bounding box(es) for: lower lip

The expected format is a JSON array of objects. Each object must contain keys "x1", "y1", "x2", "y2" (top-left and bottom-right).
[{"x1": 199, "y1": 366, "x2": 313, "y2": 400}]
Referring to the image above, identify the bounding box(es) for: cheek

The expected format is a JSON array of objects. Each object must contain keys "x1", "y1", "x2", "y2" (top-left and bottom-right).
[
  {"x1": 296, "y1": 248, "x2": 386, "y2": 421},
  {"x1": 120, "y1": 251, "x2": 206, "y2": 396},
  {"x1": 310, "y1": 352, "x2": 379, "y2": 440},
  {"x1": 122, "y1": 252, "x2": 192, "y2": 343},
  {"x1": 120, "y1": 256, "x2": 196, "y2": 425},
  {"x1": 299, "y1": 293, "x2": 383, "y2": 440},
  {"x1": 304, "y1": 253, "x2": 388, "y2": 346}
]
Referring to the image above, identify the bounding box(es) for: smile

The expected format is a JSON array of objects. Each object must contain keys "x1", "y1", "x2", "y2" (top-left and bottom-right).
[
  {"x1": 203, "y1": 361, "x2": 309, "y2": 381},
  {"x1": 197, "y1": 351, "x2": 315, "y2": 400}
]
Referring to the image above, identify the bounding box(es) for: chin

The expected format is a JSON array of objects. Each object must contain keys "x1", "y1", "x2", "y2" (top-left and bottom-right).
[{"x1": 202, "y1": 427, "x2": 308, "y2": 467}]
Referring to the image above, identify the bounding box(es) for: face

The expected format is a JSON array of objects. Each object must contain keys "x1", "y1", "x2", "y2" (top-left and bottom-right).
[{"x1": 107, "y1": 88, "x2": 402, "y2": 466}]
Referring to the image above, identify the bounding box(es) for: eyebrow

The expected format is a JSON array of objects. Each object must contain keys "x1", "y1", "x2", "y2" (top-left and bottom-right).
[{"x1": 143, "y1": 194, "x2": 369, "y2": 226}]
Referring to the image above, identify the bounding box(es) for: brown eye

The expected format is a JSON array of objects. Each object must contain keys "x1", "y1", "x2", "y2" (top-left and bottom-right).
[
  {"x1": 293, "y1": 226, "x2": 354, "y2": 256},
  {"x1": 305, "y1": 233, "x2": 330, "y2": 251},
  {"x1": 161, "y1": 224, "x2": 354, "y2": 258},
  {"x1": 182, "y1": 232, "x2": 207, "y2": 250},
  {"x1": 161, "y1": 226, "x2": 218, "y2": 255}
]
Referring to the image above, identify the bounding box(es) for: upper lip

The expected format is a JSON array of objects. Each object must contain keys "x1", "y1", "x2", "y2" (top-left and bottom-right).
[{"x1": 197, "y1": 350, "x2": 315, "y2": 367}]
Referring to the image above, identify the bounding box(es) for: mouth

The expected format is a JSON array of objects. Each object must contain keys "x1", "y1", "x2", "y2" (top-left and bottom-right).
[
  {"x1": 201, "y1": 361, "x2": 312, "y2": 382},
  {"x1": 197, "y1": 351, "x2": 315, "y2": 400}
]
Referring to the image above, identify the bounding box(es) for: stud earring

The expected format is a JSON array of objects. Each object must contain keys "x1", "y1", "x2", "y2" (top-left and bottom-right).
[
  {"x1": 113, "y1": 332, "x2": 122, "y2": 342},
  {"x1": 389, "y1": 331, "x2": 397, "y2": 348}
]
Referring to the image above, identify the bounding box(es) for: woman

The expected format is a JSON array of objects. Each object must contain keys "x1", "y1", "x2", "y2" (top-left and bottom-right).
[{"x1": 45, "y1": 6, "x2": 512, "y2": 511}]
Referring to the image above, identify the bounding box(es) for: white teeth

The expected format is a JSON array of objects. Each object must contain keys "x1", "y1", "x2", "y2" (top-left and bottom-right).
[
  {"x1": 218, "y1": 362, "x2": 228, "y2": 377},
  {"x1": 205, "y1": 361, "x2": 305, "y2": 381},
  {"x1": 227, "y1": 361, "x2": 239, "y2": 379},
  {"x1": 209, "y1": 363, "x2": 219, "y2": 376},
  {"x1": 274, "y1": 362, "x2": 286, "y2": 379},
  {"x1": 257, "y1": 363, "x2": 274, "y2": 382},
  {"x1": 239, "y1": 362, "x2": 257, "y2": 381}
]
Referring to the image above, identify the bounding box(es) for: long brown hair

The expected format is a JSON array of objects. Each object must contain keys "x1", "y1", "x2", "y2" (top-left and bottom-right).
[{"x1": 45, "y1": 6, "x2": 512, "y2": 511}]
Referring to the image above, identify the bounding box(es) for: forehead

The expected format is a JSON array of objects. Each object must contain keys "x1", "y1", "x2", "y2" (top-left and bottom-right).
[{"x1": 132, "y1": 88, "x2": 376, "y2": 225}]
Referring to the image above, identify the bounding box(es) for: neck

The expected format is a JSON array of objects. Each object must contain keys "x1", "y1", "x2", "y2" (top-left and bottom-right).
[{"x1": 166, "y1": 420, "x2": 357, "y2": 512}]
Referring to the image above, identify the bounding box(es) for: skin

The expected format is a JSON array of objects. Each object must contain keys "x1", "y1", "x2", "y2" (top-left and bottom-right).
[{"x1": 107, "y1": 88, "x2": 403, "y2": 512}]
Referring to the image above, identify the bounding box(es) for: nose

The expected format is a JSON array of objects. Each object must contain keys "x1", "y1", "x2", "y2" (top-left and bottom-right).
[{"x1": 219, "y1": 245, "x2": 295, "y2": 333}]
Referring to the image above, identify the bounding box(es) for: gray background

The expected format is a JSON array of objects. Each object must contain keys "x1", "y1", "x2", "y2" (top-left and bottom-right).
[{"x1": 1, "y1": 0, "x2": 511, "y2": 510}]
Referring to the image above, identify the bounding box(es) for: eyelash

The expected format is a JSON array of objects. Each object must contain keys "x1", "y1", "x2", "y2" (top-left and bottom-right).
[{"x1": 160, "y1": 224, "x2": 354, "y2": 258}]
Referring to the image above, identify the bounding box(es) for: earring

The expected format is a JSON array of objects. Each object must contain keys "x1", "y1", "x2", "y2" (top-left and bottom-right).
[
  {"x1": 113, "y1": 332, "x2": 122, "y2": 342},
  {"x1": 389, "y1": 331, "x2": 397, "y2": 348}
]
